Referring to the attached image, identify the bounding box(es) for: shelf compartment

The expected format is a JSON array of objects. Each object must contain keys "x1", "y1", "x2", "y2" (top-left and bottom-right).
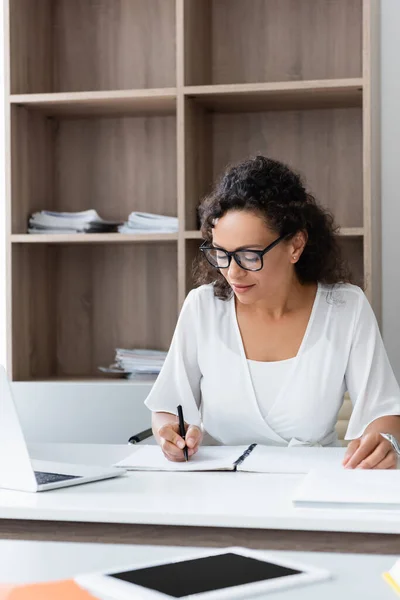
[
  {"x1": 10, "y1": 90, "x2": 177, "y2": 118},
  {"x1": 11, "y1": 106, "x2": 177, "y2": 234},
  {"x1": 184, "y1": 0, "x2": 362, "y2": 86},
  {"x1": 339, "y1": 237, "x2": 364, "y2": 289},
  {"x1": 10, "y1": 0, "x2": 176, "y2": 94},
  {"x1": 183, "y1": 97, "x2": 363, "y2": 231},
  {"x1": 11, "y1": 242, "x2": 178, "y2": 381}
]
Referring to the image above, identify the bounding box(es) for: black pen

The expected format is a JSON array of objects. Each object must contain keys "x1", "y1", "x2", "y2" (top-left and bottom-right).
[{"x1": 177, "y1": 404, "x2": 189, "y2": 461}]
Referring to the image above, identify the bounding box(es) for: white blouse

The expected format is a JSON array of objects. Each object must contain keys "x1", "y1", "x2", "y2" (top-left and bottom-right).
[
  {"x1": 144, "y1": 282, "x2": 400, "y2": 447},
  {"x1": 247, "y1": 358, "x2": 295, "y2": 428}
]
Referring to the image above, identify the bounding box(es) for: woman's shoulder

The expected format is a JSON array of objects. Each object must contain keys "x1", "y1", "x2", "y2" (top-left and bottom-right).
[
  {"x1": 318, "y1": 282, "x2": 368, "y2": 314},
  {"x1": 184, "y1": 283, "x2": 231, "y2": 313}
]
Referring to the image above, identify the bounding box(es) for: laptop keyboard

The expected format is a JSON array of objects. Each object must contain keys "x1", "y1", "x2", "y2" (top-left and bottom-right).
[{"x1": 34, "y1": 471, "x2": 82, "y2": 485}]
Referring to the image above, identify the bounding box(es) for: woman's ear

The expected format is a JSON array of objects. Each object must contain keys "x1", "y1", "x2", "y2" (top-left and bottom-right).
[{"x1": 290, "y1": 230, "x2": 307, "y2": 262}]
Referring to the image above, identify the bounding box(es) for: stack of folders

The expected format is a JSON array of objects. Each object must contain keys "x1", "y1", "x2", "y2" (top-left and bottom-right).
[
  {"x1": 99, "y1": 348, "x2": 167, "y2": 380},
  {"x1": 28, "y1": 210, "x2": 122, "y2": 234},
  {"x1": 118, "y1": 211, "x2": 178, "y2": 233}
]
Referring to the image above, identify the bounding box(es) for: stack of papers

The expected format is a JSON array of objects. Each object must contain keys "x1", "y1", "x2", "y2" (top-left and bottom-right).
[
  {"x1": 292, "y1": 468, "x2": 400, "y2": 510},
  {"x1": 99, "y1": 348, "x2": 167, "y2": 380},
  {"x1": 118, "y1": 211, "x2": 178, "y2": 234},
  {"x1": 28, "y1": 210, "x2": 122, "y2": 234}
]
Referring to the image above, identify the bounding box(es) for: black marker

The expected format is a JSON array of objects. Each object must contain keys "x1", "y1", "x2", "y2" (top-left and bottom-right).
[{"x1": 177, "y1": 404, "x2": 188, "y2": 461}]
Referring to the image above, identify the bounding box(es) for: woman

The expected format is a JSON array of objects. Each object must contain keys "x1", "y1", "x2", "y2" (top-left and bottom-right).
[{"x1": 145, "y1": 156, "x2": 400, "y2": 469}]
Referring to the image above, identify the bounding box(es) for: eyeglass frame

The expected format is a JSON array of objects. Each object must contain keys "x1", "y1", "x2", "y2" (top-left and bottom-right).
[{"x1": 199, "y1": 233, "x2": 288, "y2": 272}]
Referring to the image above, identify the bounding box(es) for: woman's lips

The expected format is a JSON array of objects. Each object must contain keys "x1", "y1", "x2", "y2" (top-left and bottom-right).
[{"x1": 231, "y1": 283, "x2": 254, "y2": 293}]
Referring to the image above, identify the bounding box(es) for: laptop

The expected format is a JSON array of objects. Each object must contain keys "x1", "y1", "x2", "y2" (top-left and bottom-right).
[{"x1": 0, "y1": 365, "x2": 126, "y2": 492}]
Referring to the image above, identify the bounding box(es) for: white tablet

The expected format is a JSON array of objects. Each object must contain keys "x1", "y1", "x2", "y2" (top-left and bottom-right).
[{"x1": 75, "y1": 546, "x2": 331, "y2": 599}]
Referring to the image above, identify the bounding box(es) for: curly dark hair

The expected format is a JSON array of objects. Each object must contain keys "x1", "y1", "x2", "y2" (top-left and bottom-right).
[{"x1": 193, "y1": 156, "x2": 355, "y2": 300}]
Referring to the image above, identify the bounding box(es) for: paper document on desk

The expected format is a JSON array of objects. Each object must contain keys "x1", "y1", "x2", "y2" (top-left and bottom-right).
[
  {"x1": 114, "y1": 444, "x2": 346, "y2": 473},
  {"x1": 293, "y1": 468, "x2": 400, "y2": 510}
]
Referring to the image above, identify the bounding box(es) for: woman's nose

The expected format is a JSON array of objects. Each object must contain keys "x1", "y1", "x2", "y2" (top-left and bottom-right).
[{"x1": 227, "y1": 257, "x2": 245, "y2": 279}]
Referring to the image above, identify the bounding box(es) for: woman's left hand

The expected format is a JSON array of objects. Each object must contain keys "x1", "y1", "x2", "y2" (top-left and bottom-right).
[{"x1": 343, "y1": 432, "x2": 398, "y2": 469}]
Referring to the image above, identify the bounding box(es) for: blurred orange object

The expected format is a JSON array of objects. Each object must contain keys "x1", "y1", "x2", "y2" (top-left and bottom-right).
[{"x1": 0, "y1": 580, "x2": 97, "y2": 599}]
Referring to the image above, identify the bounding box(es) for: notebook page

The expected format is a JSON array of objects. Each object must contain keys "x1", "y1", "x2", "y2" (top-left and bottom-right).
[
  {"x1": 238, "y1": 446, "x2": 346, "y2": 474},
  {"x1": 114, "y1": 445, "x2": 249, "y2": 471},
  {"x1": 293, "y1": 468, "x2": 400, "y2": 509}
]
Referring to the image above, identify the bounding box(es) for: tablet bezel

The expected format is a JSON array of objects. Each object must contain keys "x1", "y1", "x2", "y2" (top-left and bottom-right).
[{"x1": 75, "y1": 546, "x2": 331, "y2": 599}]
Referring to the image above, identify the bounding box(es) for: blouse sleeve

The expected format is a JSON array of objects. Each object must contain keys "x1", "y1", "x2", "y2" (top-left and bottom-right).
[
  {"x1": 345, "y1": 291, "x2": 400, "y2": 439},
  {"x1": 144, "y1": 288, "x2": 202, "y2": 427}
]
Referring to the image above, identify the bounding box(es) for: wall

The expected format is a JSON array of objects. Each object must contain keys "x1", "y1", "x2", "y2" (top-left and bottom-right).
[
  {"x1": 381, "y1": 0, "x2": 400, "y2": 380},
  {"x1": 12, "y1": 380, "x2": 153, "y2": 443}
]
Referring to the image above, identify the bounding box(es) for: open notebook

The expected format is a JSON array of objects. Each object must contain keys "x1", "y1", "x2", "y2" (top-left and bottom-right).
[
  {"x1": 292, "y1": 468, "x2": 400, "y2": 510},
  {"x1": 114, "y1": 444, "x2": 346, "y2": 474}
]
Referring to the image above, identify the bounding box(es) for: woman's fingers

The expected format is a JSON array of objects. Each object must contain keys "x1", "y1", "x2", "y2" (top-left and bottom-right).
[
  {"x1": 344, "y1": 432, "x2": 395, "y2": 469},
  {"x1": 161, "y1": 439, "x2": 195, "y2": 461},
  {"x1": 158, "y1": 423, "x2": 185, "y2": 449},
  {"x1": 185, "y1": 425, "x2": 203, "y2": 449},
  {"x1": 344, "y1": 433, "x2": 379, "y2": 469},
  {"x1": 157, "y1": 421, "x2": 202, "y2": 462},
  {"x1": 356, "y1": 443, "x2": 391, "y2": 469},
  {"x1": 342, "y1": 439, "x2": 360, "y2": 466},
  {"x1": 369, "y1": 451, "x2": 398, "y2": 470}
]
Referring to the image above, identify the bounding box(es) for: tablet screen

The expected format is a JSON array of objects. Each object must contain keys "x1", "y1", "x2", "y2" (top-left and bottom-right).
[{"x1": 109, "y1": 552, "x2": 303, "y2": 598}]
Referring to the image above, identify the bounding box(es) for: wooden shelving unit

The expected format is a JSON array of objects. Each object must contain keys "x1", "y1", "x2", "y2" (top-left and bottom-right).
[{"x1": 4, "y1": 0, "x2": 380, "y2": 381}]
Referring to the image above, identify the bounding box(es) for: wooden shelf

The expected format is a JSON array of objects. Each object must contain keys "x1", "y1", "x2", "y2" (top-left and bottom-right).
[
  {"x1": 185, "y1": 228, "x2": 363, "y2": 239},
  {"x1": 184, "y1": 79, "x2": 363, "y2": 112},
  {"x1": 185, "y1": 230, "x2": 203, "y2": 239},
  {"x1": 11, "y1": 233, "x2": 179, "y2": 244},
  {"x1": 338, "y1": 227, "x2": 364, "y2": 237},
  {"x1": 10, "y1": 89, "x2": 177, "y2": 117},
  {"x1": 5, "y1": 0, "x2": 379, "y2": 381}
]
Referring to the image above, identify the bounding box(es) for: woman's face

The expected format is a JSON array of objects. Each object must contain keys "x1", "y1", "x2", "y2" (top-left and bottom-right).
[{"x1": 211, "y1": 210, "x2": 305, "y2": 304}]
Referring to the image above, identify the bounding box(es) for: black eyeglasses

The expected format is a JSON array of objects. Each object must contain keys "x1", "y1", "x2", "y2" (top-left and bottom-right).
[{"x1": 200, "y1": 234, "x2": 287, "y2": 272}]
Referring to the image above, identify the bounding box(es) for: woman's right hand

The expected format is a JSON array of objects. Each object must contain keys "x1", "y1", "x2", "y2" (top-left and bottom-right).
[{"x1": 157, "y1": 421, "x2": 203, "y2": 462}]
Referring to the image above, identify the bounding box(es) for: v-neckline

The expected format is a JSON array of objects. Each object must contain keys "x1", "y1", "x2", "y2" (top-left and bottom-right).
[{"x1": 230, "y1": 283, "x2": 321, "y2": 440}]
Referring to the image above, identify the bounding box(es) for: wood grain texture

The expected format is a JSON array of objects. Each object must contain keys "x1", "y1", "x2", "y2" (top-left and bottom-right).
[
  {"x1": 184, "y1": 98, "x2": 212, "y2": 230},
  {"x1": 211, "y1": 0, "x2": 362, "y2": 84},
  {"x1": 176, "y1": 0, "x2": 187, "y2": 306},
  {"x1": 54, "y1": 243, "x2": 178, "y2": 378},
  {"x1": 11, "y1": 234, "x2": 179, "y2": 244},
  {"x1": 362, "y1": 0, "x2": 381, "y2": 319},
  {"x1": 9, "y1": 0, "x2": 53, "y2": 93},
  {"x1": 183, "y1": 0, "x2": 212, "y2": 86},
  {"x1": 0, "y1": 520, "x2": 399, "y2": 555},
  {"x1": 210, "y1": 108, "x2": 363, "y2": 229},
  {"x1": 54, "y1": 0, "x2": 176, "y2": 92},
  {"x1": 185, "y1": 239, "x2": 202, "y2": 295},
  {"x1": 55, "y1": 115, "x2": 177, "y2": 220},
  {"x1": 10, "y1": 90, "x2": 177, "y2": 118},
  {"x1": 184, "y1": 80, "x2": 363, "y2": 112},
  {"x1": 11, "y1": 106, "x2": 55, "y2": 234},
  {"x1": 12, "y1": 245, "x2": 57, "y2": 380},
  {"x1": 339, "y1": 237, "x2": 364, "y2": 289},
  {"x1": 5, "y1": 0, "x2": 378, "y2": 381}
]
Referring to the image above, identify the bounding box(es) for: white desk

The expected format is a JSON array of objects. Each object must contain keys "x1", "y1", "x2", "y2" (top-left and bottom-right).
[
  {"x1": 0, "y1": 539, "x2": 396, "y2": 599},
  {"x1": 0, "y1": 443, "x2": 398, "y2": 554}
]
